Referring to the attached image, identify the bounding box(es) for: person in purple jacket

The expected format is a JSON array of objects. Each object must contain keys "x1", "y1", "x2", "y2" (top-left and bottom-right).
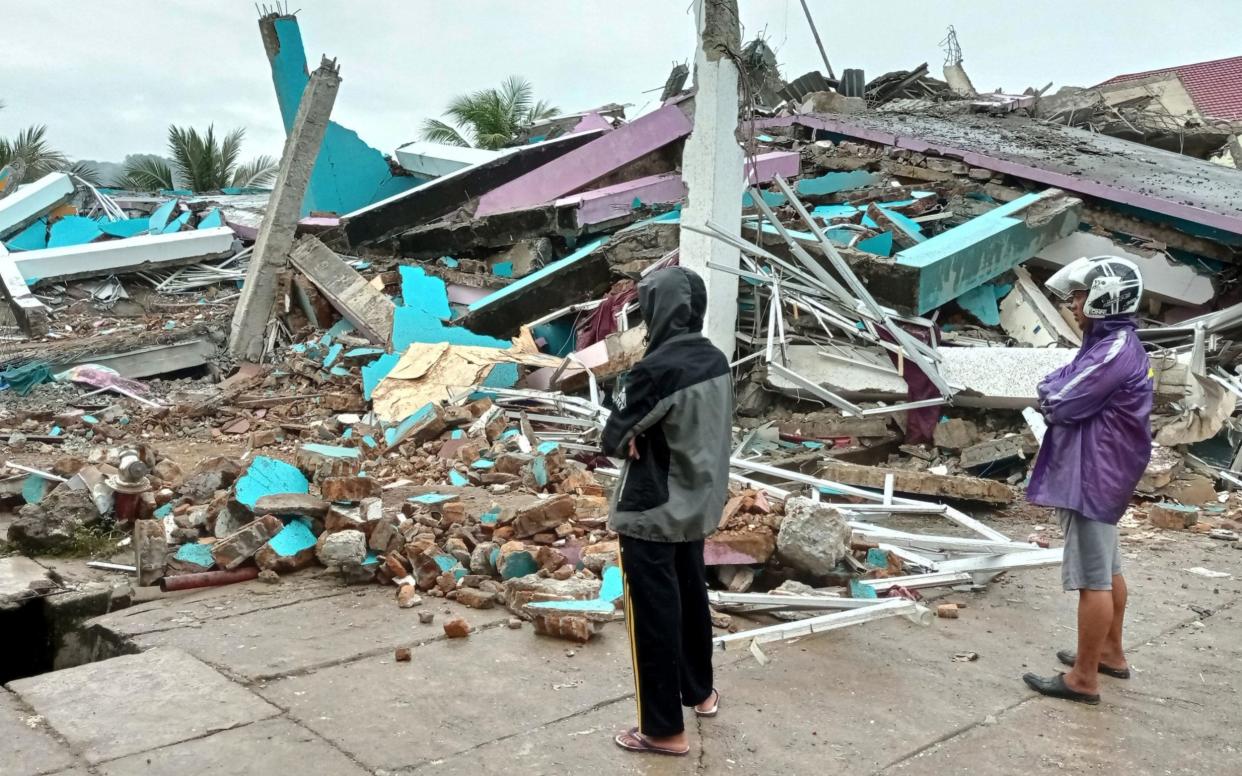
[{"x1": 1023, "y1": 255, "x2": 1153, "y2": 705}]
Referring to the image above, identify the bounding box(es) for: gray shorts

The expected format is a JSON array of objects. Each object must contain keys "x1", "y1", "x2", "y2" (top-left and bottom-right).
[{"x1": 1058, "y1": 508, "x2": 1122, "y2": 591}]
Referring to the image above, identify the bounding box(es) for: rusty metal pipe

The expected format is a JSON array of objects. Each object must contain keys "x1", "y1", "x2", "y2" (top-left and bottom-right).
[{"x1": 159, "y1": 566, "x2": 259, "y2": 592}]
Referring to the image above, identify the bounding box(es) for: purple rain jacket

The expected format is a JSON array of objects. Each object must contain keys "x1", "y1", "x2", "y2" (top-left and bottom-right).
[{"x1": 1026, "y1": 316, "x2": 1153, "y2": 525}]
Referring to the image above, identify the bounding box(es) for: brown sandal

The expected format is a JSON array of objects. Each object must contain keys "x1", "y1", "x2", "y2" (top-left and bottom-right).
[
  {"x1": 694, "y1": 689, "x2": 720, "y2": 717},
  {"x1": 614, "y1": 727, "x2": 690, "y2": 756}
]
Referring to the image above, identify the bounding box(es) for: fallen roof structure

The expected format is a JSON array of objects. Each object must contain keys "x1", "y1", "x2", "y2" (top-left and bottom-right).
[
  {"x1": 758, "y1": 112, "x2": 1242, "y2": 240},
  {"x1": 342, "y1": 130, "x2": 605, "y2": 247}
]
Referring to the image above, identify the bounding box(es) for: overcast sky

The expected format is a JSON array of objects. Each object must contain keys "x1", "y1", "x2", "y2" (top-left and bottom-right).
[{"x1": 2, "y1": 0, "x2": 1238, "y2": 168}]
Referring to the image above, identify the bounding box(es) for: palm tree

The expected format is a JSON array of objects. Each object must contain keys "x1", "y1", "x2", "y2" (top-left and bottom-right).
[
  {"x1": 420, "y1": 76, "x2": 560, "y2": 150},
  {"x1": 0, "y1": 102, "x2": 101, "y2": 187},
  {"x1": 116, "y1": 125, "x2": 278, "y2": 192}
]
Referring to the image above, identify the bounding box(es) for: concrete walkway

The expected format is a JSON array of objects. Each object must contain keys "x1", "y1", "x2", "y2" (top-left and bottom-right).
[{"x1": 4, "y1": 515, "x2": 1239, "y2": 775}]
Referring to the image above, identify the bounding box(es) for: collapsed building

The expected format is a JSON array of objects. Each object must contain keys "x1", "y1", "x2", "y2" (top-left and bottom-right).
[{"x1": 3, "y1": 5, "x2": 1242, "y2": 660}]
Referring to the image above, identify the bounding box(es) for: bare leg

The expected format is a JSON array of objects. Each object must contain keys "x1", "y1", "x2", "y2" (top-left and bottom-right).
[
  {"x1": 1065, "y1": 589, "x2": 1113, "y2": 695},
  {"x1": 1101, "y1": 574, "x2": 1128, "y2": 669}
]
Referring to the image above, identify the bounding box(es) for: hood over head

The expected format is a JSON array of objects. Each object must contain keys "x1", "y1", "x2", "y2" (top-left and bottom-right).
[{"x1": 637, "y1": 266, "x2": 707, "y2": 353}]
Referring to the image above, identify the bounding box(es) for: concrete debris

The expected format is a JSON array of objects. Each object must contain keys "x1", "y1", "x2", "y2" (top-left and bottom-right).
[{"x1": 775, "y1": 498, "x2": 850, "y2": 576}]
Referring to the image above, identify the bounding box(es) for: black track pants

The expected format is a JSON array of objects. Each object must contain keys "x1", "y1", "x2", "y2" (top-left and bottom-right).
[{"x1": 618, "y1": 534, "x2": 714, "y2": 737}]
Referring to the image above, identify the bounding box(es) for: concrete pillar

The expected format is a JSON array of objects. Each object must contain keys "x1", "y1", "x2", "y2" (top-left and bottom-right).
[
  {"x1": 229, "y1": 57, "x2": 340, "y2": 361},
  {"x1": 678, "y1": 0, "x2": 744, "y2": 357}
]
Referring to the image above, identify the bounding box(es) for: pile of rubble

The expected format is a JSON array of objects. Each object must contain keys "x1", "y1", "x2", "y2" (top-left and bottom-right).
[{"x1": 5, "y1": 7, "x2": 1242, "y2": 650}]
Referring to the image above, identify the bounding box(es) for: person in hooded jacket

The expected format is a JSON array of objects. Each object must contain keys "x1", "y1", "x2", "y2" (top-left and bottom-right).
[
  {"x1": 1022, "y1": 256, "x2": 1153, "y2": 705},
  {"x1": 600, "y1": 266, "x2": 733, "y2": 757}
]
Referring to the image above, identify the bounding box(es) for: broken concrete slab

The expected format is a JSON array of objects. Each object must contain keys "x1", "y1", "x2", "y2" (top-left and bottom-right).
[
  {"x1": 211, "y1": 515, "x2": 285, "y2": 570},
  {"x1": 475, "y1": 101, "x2": 693, "y2": 217},
  {"x1": 0, "y1": 688, "x2": 79, "y2": 776},
  {"x1": 11, "y1": 227, "x2": 235, "y2": 283},
  {"x1": 394, "y1": 140, "x2": 501, "y2": 179},
  {"x1": 776, "y1": 497, "x2": 850, "y2": 576},
  {"x1": 893, "y1": 188, "x2": 1081, "y2": 314},
  {"x1": 461, "y1": 237, "x2": 609, "y2": 336},
  {"x1": 1034, "y1": 231, "x2": 1214, "y2": 307},
  {"x1": 0, "y1": 556, "x2": 52, "y2": 608},
  {"x1": 125, "y1": 585, "x2": 507, "y2": 682},
  {"x1": 288, "y1": 236, "x2": 394, "y2": 346},
  {"x1": 0, "y1": 172, "x2": 74, "y2": 239},
  {"x1": 818, "y1": 460, "x2": 1014, "y2": 504},
  {"x1": 344, "y1": 130, "x2": 604, "y2": 247},
  {"x1": 461, "y1": 218, "x2": 677, "y2": 337},
  {"x1": 7, "y1": 647, "x2": 280, "y2": 765},
  {"x1": 95, "y1": 717, "x2": 370, "y2": 776},
  {"x1": 769, "y1": 343, "x2": 1076, "y2": 409},
  {"x1": 959, "y1": 435, "x2": 1038, "y2": 470},
  {"x1": 255, "y1": 519, "x2": 319, "y2": 574},
  {"x1": 66, "y1": 337, "x2": 218, "y2": 380},
  {"x1": 255, "y1": 626, "x2": 631, "y2": 769},
  {"x1": 254, "y1": 493, "x2": 330, "y2": 519}
]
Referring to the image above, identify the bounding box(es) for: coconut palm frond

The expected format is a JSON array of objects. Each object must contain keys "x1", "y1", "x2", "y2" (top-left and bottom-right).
[
  {"x1": 422, "y1": 77, "x2": 557, "y2": 152},
  {"x1": 419, "y1": 118, "x2": 473, "y2": 148},
  {"x1": 230, "y1": 155, "x2": 278, "y2": 188},
  {"x1": 116, "y1": 156, "x2": 176, "y2": 191}
]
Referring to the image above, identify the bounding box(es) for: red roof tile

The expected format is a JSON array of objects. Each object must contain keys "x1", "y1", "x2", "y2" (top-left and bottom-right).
[{"x1": 1097, "y1": 55, "x2": 1242, "y2": 120}]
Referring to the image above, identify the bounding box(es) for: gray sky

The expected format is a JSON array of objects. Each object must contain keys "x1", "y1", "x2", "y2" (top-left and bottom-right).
[{"x1": 2, "y1": 0, "x2": 1239, "y2": 168}]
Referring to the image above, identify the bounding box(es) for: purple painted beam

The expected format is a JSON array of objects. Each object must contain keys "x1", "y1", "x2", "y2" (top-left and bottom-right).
[
  {"x1": 757, "y1": 114, "x2": 1242, "y2": 237},
  {"x1": 556, "y1": 173, "x2": 687, "y2": 227},
  {"x1": 572, "y1": 112, "x2": 614, "y2": 134},
  {"x1": 745, "y1": 150, "x2": 801, "y2": 183},
  {"x1": 476, "y1": 103, "x2": 692, "y2": 218}
]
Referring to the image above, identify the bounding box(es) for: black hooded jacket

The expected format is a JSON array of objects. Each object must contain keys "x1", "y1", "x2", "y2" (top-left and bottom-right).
[{"x1": 600, "y1": 267, "x2": 734, "y2": 543}]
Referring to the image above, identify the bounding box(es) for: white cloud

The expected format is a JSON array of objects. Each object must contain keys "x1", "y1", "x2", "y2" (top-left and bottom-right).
[{"x1": 1, "y1": 0, "x2": 1237, "y2": 165}]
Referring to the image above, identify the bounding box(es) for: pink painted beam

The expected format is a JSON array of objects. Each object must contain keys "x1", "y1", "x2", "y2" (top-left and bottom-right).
[
  {"x1": 556, "y1": 173, "x2": 687, "y2": 227},
  {"x1": 745, "y1": 150, "x2": 801, "y2": 183},
  {"x1": 476, "y1": 103, "x2": 692, "y2": 217}
]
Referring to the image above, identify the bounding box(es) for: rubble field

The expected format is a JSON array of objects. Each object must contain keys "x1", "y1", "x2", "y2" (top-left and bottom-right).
[{"x1": 3, "y1": 6, "x2": 1242, "y2": 773}]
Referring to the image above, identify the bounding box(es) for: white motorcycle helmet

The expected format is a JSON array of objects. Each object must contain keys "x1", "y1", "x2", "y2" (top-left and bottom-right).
[{"x1": 1045, "y1": 255, "x2": 1144, "y2": 318}]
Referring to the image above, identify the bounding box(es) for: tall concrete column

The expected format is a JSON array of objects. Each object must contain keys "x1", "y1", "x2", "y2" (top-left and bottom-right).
[
  {"x1": 678, "y1": 0, "x2": 744, "y2": 356},
  {"x1": 229, "y1": 57, "x2": 341, "y2": 361}
]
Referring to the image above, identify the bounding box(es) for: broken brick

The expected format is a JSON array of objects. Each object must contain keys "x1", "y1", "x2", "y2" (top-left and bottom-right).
[
  {"x1": 443, "y1": 616, "x2": 472, "y2": 638},
  {"x1": 531, "y1": 612, "x2": 596, "y2": 643},
  {"x1": 321, "y1": 476, "x2": 382, "y2": 503},
  {"x1": 397, "y1": 584, "x2": 423, "y2": 608},
  {"x1": 395, "y1": 646, "x2": 412, "y2": 662},
  {"x1": 455, "y1": 587, "x2": 497, "y2": 609},
  {"x1": 254, "y1": 493, "x2": 330, "y2": 519},
  {"x1": 211, "y1": 515, "x2": 284, "y2": 570},
  {"x1": 511, "y1": 495, "x2": 576, "y2": 538},
  {"x1": 1148, "y1": 503, "x2": 1199, "y2": 530}
]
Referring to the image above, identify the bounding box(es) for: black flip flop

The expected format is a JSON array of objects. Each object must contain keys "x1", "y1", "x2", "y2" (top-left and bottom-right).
[
  {"x1": 1023, "y1": 672, "x2": 1101, "y2": 705},
  {"x1": 1056, "y1": 649, "x2": 1131, "y2": 679}
]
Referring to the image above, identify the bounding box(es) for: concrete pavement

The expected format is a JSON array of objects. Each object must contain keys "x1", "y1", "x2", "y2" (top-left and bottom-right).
[{"x1": 3, "y1": 513, "x2": 1239, "y2": 775}]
